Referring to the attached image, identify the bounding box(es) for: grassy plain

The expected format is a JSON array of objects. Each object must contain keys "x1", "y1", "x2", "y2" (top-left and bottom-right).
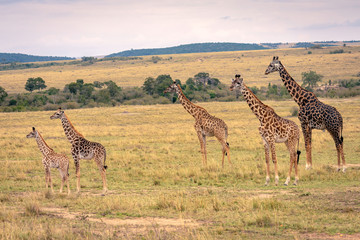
[
  {"x1": 0, "y1": 97, "x2": 359, "y2": 239},
  {"x1": 1, "y1": 46, "x2": 360, "y2": 93}
]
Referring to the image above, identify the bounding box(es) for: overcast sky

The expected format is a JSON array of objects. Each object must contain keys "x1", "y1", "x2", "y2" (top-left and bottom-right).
[{"x1": 1, "y1": 0, "x2": 359, "y2": 57}]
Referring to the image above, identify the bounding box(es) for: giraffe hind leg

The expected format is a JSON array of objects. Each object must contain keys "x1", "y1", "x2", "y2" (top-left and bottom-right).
[{"x1": 95, "y1": 154, "x2": 108, "y2": 194}]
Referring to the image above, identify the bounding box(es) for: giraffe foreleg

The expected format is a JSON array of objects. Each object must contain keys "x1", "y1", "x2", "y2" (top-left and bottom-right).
[
  {"x1": 47, "y1": 168, "x2": 54, "y2": 193},
  {"x1": 196, "y1": 131, "x2": 207, "y2": 166},
  {"x1": 72, "y1": 154, "x2": 81, "y2": 193},
  {"x1": 262, "y1": 139, "x2": 271, "y2": 186},
  {"x1": 269, "y1": 142, "x2": 279, "y2": 186}
]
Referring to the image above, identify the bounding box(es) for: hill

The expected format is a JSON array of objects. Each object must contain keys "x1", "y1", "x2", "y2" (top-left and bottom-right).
[
  {"x1": 106, "y1": 42, "x2": 268, "y2": 57},
  {"x1": 0, "y1": 53, "x2": 75, "y2": 64}
]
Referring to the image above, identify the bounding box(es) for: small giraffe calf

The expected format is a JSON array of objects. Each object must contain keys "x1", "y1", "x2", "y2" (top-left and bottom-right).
[{"x1": 26, "y1": 127, "x2": 70, "y2": 194}]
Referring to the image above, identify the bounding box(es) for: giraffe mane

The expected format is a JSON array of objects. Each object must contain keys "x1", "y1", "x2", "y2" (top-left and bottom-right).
[
  {"x1": 176, "y1": 84, "x2": 207, "y2": 112},
  {"x1": 64, "y1": 113, "x2": 85, "y2": 138},
  {"x1": 37, "y1": 131, "x2": 54, "y2": 152},
  {"x1": 243, "y1": 84, "x2": 275, "y2": 113}
]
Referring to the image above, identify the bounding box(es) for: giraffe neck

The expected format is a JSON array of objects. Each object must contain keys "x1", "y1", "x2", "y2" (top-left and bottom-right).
[
  {"x1": 60, "y1": 113, "x2": 84, "y2": 144},
  {"x1": 278, "y1": 63, "x2": 311, "y2": 106},
  {"x1": 175, "y1": 84, "x2": 207, "y2": 119},
  {"x1": 35, "y1": 131, "x2": 53, "y2": 156},
  {"x1": 239, "y1": 84, "x2": 269, "y2": 122}
]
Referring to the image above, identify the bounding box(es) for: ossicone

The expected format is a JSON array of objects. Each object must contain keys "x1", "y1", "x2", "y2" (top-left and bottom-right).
[{"x1": 32, "y1": 127, "x2": 35, "y2": 131}]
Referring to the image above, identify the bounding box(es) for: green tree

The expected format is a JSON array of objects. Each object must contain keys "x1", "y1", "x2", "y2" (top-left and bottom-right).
[
  {"x1": 25, "y1": 77, "x2": 47, "y2": 92},
  {"x1": 155, "y1": 75, "x2": 173, "y2": 96},
  {"x1": 105, "y1": 81, "x2": 121, "y2": 97},
  {"x1": 142, "y1": 77, "x2": 156, "y2": 95},
  {"x1": 301, "y1": 71, "x2": 323, "y2": 90},
  {"x1": 0, "y1": 86, "x2": 8, "y2": 104}
]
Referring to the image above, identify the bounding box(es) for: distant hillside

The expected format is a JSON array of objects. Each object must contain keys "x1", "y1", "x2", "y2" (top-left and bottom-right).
[
  {"x1": 0, "y1": 53, "x2": 75, "y2": 64},
  {"x1": 106, "y1": 42, "x2": 268, "y2": 57}
]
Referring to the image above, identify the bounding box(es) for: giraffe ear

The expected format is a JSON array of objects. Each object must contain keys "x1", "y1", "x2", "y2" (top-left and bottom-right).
[
  {"x1": 275, "y1": 56, "x2": 279, "y2": 60},
  {"x1": 273, "y1": 56, "x2": 276, "y2": 60}
]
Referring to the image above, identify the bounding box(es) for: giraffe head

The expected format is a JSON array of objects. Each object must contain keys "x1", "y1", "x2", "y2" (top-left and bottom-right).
[
  {"x1": 26, "y1": 127, "x2": 37, "y2": 138},
  {"x1": 230, "y1": 74, "x2": 244, "y2": 91},
  {"x1": 50, "y1": 108, "x2": 64, "y2": 120},
  {"x1": 265, "y1": 56, "x2": 281, "y2": 75},
  {"x1": 163, "y1": 81, "x2": 179, "y2": 94}
]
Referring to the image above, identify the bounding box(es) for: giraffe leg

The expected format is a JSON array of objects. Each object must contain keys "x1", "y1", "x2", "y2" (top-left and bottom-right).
[
  {"x1": 219, "y1": 139, "x2": 231, "y2": 168},
  {"x1": 73, "y1": 155, "x2": 81, "y2": 193},
  {"x1": 284, "y1": 140, "x2": 297, "y2": 186},
  {"x1": 269, "y1": 142, "x2": 279, "y2": 186},
  {"x1": 95, "y1": 154, "x2": 108, "y2": 194},
  {"x1": 196, "y1": 131, "x2": 207, "y2": 166},
  {"x1": 302, "y1": 124, "x2": 312, "y2": 170},
  {"x1": 263, "y1": 141, "x2": 271, "y2": 186},
  {"x1": 59, "y1": 169, "x2": 64, "y2": 193},
  {"x1": 66, "y1": 163, "x2": 70, "y2": 195},
  {"x1": 340, "y1": 143, "x2": 346, "y2": 172},
  {"x1": 330, "y1": 130, "x2": 346, "y2": 172},
  {"x1": 44, "y1": 167, "x2": 49, "y2": 191},
  {"x1": 47, "y1": 170, "x2": 54, "y2": 193}
]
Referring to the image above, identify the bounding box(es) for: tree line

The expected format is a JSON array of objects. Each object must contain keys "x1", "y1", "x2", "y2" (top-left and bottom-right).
[{"x1": 0, "y1": 71, "x2": 359, "y2": 112}]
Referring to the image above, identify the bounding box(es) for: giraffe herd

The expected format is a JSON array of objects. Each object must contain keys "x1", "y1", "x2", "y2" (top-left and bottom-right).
[{"x1": 26, "y1": 56, "x2": 346, "y2": 194}]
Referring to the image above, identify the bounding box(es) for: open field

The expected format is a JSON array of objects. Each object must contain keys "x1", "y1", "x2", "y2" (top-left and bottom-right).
[
  {"x1": 1, "y1": 46, "x2": 360, "y2": 94},
  {"x1": 0, "y1": 97, "x2": 359, "y2": 239}
]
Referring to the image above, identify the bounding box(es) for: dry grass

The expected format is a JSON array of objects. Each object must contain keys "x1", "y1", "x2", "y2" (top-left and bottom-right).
[
  {"x1": 1, "y1": 46, "x2": 360, "y2": 93},
  {"x1": 0, "y1": 96, "x2": 359, "y2": 239}
]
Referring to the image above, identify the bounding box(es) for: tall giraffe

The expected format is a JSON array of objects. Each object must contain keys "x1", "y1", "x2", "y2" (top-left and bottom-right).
[
  {"x1": 164, "y1": 81, "x2": 231, "y2": 167},
  {"x1": 50, "y1": 108, "x2": 108, "y2": 194},
  {"x1": 230, "y1": 74, "x2": 301, "y2": 185},
  {"x1": 265, "y1": 56, "x2": 346, "y2": 171},
  {"x1": 26, "y1": 127, "x2": 70, "y2": 194}
]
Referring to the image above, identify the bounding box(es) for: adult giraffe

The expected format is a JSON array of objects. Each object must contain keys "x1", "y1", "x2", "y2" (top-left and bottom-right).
[
  {"x1": 265, "y1": 56, "x2": 346, "y2": 172},
  {"x1": 50, "y1": 108, "x2": 108, "y2": 194},
  {"x1": 230, "y1": 74, "x2": 301, "y2": 185}
]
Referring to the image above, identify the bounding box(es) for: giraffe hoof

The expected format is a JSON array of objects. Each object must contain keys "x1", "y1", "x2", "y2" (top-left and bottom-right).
[{"x1": 284, "y1": 183, "x2": 288, "y2": 186}]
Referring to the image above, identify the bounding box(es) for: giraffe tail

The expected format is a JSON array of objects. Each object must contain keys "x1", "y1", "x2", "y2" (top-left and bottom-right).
[
  {"x1": 103, "y1": 150, "x2": 108, "y2": 170},
  {"x1": 296, "y1": 138, "x2": 301, "y2": 165},
  {"x1": 339, "y1": 126, "x2": 344, "y2": 144},
  {"x1": 225, "y1": 142, "x2": 230, "y2": 156}
]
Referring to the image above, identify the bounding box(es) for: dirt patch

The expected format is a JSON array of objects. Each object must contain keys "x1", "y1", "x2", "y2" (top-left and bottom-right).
[
  {"x1": 300, "y1": 232, "x2": 360, "y2": 240},
  {"x1": 331, "y1": 164, "x2": 360, "y2": 169},
  {"x1": 42, "y1": 207, "x2": 200, "y2": 231}
]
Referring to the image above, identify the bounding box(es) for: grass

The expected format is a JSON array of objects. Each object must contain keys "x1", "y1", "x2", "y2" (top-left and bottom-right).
[
  {"x1": 0, "y1": 97, "x2": 359, "y2": 239},
  {"x1": 0, "y1": 45, "x2": 360, "y2": 93}
]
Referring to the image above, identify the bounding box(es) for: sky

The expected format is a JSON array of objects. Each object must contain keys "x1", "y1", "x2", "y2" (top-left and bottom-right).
[{"x1": 0, "y1": 0, "x2": 360, "y2": 57}]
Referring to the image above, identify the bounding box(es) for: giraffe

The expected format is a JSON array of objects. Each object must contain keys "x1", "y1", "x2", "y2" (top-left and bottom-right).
[
  {"x1": 164, "y1": 81, "x2": 231, "y2": 168},
  {"x1": 50, "y1": 108, "x2": 108, "y2": 194},
  {"x1": 265, "y1": 56, "x2": 346, "y2": 172},
  {"x1": 26, "y1": 127, "x2": 70, "y2": 194},
  {"x1": 230, "y1": 74, "x2": 301, "y2": 185}
]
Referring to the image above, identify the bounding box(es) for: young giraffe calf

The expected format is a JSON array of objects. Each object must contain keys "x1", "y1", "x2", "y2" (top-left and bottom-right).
[
  {"x1": 230, "y1": 74, "x2": 301, "y2": 185},
  {"x1": 26, "y1": 127, "x2": 70, "y2": 194}
]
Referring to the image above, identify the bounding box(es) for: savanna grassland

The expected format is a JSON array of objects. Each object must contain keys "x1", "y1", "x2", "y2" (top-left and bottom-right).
[
  {"x1": 1, "y1": 45, "x2": 360, "y2": 93},
  {"x1": 0, "y1": 96, "x2": 360, "y2": 239}
]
